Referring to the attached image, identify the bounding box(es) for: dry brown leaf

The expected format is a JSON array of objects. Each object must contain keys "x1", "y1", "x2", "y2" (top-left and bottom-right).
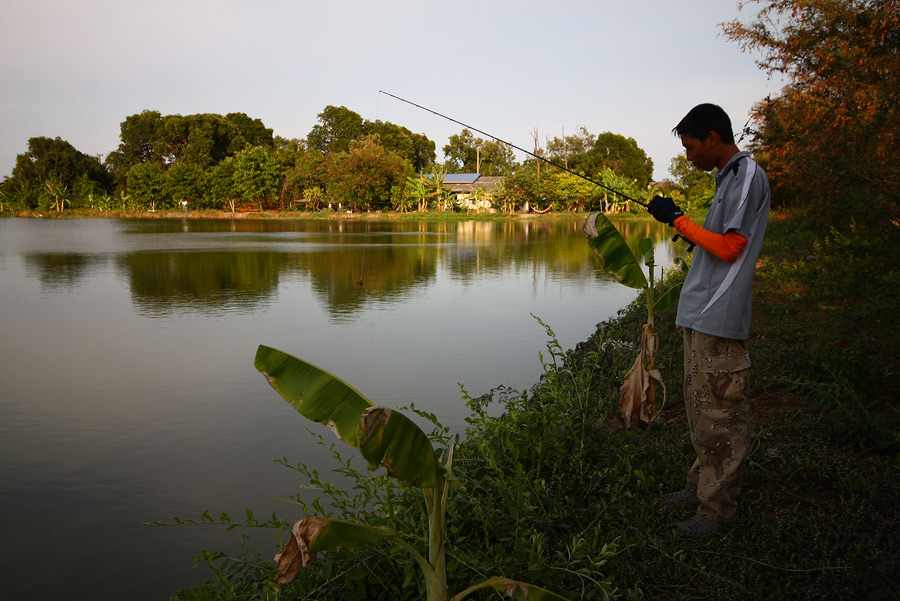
[
  {"x1": 274, "y1": 516, "x2": 329, "y2": 586},
  {"x1": 504, "y1": 581, "x2": 528, "y2": 599},
  {"x1": 618, "y1": 324, "x2": 666, "y2": 428}
]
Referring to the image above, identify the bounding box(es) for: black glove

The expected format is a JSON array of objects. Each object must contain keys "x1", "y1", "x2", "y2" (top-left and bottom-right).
[{"x1": 647, "y1": 196, "x2": 684, "y2": 226}]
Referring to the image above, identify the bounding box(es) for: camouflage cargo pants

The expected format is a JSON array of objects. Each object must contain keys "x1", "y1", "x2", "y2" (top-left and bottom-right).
[{"x1": 682, "y1": 328, "x2": 752, "y2": 523}]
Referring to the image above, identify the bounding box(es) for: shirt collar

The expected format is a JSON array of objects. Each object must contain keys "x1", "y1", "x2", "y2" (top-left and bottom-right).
[{"x1": 715, "y1": 151, "x2": 750, "y2": 182}]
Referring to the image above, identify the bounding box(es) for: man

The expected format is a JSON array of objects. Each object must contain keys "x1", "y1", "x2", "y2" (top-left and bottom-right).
[{"x1": 648, "y1": 103, "x2": 771, "y2": 538}]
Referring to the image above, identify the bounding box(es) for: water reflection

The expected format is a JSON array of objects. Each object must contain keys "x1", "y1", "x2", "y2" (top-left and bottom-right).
[
  {"x1": 0, "y1": 215, "x2": 680, "y2": 601},
  {"x1": 117, "y1": 251, "x2": 282, "y2": 317},
  {"x1": 17, "y1": 218, "x2": 673, "y2": 321},
  {"x1": 24, "y1": 253, "x2": 106, "y2": 291}
]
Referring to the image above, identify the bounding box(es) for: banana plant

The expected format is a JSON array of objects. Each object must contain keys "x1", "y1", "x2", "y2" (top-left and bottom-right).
[
  {"x1": 254, "y1": 345, "x2": 570, "y2": 601},
  {"x1": 583, "y1": 212, "x2": 685, "y2": 428}
]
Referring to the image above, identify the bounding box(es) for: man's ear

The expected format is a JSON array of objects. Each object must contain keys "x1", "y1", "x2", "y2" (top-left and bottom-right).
[{"x1": 705, "y1": 130, "x2": 723, "y2": 146}]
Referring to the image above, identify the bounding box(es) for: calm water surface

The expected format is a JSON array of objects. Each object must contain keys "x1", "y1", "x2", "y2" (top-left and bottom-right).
[{"x1": 0, "y1": 216, "x2": 675, "y2": 599}]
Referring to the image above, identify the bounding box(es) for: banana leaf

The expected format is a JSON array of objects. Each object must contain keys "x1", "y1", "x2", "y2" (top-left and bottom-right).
[
  {"x1": 254, "y1": 345, "x2": 444, "y2": 487},
  {"x1": 583, "y1": 212, "x2": 648, "y2": 289},
  {"x1": 653, "y1": 281, "x2": 684, "y2": 314},
  {"x1": 275, "y1": 517, "x2": 395, "y2": 585}
]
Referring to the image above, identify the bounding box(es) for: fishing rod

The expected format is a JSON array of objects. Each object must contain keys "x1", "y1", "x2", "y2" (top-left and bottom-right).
[{"x1": 378, "y1": 90, "x2": 649, "y2": 209}]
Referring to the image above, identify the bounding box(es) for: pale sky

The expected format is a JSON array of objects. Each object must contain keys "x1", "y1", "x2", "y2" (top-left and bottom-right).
[{"x1": 0, "y1": 0, "x2": 780, "y2": 182}]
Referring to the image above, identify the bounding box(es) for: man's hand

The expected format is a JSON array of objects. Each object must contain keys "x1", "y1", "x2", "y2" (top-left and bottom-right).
[{"x1": 648, "y1": 196, "x2": 685, "y2": 226}]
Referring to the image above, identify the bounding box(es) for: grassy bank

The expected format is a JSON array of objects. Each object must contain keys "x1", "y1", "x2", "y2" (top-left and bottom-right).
[{"x1": 172, "y1": 208, "x2": 899, "y2": 600}]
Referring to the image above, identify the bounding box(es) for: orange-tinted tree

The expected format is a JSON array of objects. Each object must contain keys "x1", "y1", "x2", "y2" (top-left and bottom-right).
[{"x1": 722, "y1": 0, "x2": 899, "y2": 233}]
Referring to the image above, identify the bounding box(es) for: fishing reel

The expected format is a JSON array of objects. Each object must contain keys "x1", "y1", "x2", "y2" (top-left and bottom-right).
[{"x1": 672, "y1": 233, "x2": 695, "y2": 252}]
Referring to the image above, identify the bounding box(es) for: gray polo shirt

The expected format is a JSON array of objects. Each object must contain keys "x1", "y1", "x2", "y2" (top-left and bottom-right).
[{"x1": 675, "y1": 151, "x2": 771, "y2": 341}]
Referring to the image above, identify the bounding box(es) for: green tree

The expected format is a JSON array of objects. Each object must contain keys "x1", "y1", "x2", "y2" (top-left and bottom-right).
[
  {"x1": 209, "y1": 159, "x2": 238, "y2": 213},
  {"x1": 8, "y1": 136, "x2": 111, "y2": 207},
  {"x1": 325, "y1": 135, "x2": 412, "y2": 211},
  {"x1": 666, "y1": 154, "x2": 715, "y2": 210},
  {"x1": 164, "y1": 163, "x2": 208, "y2": 208},
  {"x1": 108, "y1": 110, "x2": 166, "y2": 168},
  {"x1": 443, "y1": 129, "x2": 516, "y2": 175},
  {"x1": 545, "y1": 127, "x2": 596, "y2": 172},
  {"x1": 549, "y1": 170, "x2": 597, "y2": 212},
  {"x1": 586, "y1": 132, "x2": 654, "y2": 188},
  {"x1": 307, "y1": 105, "x2": 366, "y2": 154},
  {"x1": 285, "y1": 149, "x2": 329, "y2": 205},
  {"x1": 232, "y1": 147, "x2": 286, "y2": 211},
  {"x1": 107, "y1": 111, "x2": 274, "y2": 187},
  {"x1": 126, "y1": 162, "x2": 166, "y2": 211},
  {"x1": 500, "y1": 163, "x2": 557, "y2": 211},
  {"x1": 225, "y1": 112, "x2": 275, "y2": 150},
  {"x1": 364, "y1": 119, "x2": 436, "y2": 172},
  {"x1": 722, "y1": 0, "x2": 900, "y2": 232}
]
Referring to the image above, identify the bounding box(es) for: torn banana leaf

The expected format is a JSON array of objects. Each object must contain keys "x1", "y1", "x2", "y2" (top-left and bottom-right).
[
  {"x1": 275, "y1": 517, "x2": 395, "y2": 585},
  {"x1": 255, "y1": 345, "x2": 444, "y2": 487}
]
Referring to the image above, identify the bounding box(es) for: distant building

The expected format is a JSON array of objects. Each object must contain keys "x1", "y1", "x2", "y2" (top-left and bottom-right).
[{"x1": 441, "y1": 174, "x2": 504, "y2": 212}]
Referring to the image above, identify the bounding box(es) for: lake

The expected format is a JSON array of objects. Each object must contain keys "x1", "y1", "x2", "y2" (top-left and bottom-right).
[{"x1": 0, "y1": 216, "x2": 676, "y2": 599}]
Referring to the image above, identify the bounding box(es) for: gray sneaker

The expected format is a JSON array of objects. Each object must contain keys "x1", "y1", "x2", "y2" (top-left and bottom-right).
[
  {"x1": 662, "y1": 489, "x2": 701, "y2": 506},
  {"x1": 675, "y1": 514, "x2": 724, "y2": 538}
]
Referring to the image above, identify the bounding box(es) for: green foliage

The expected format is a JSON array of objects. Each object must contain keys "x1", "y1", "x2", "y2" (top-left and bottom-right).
[
  {"x1": 165, "y1": 163, "x2": 208, "y2": 208},
  {"x1": 109, "y1": 110, "x2": 273, "y2": 171},
  {"x1": 306, "y1": 105, "x2": 435, "y2": 178},
  {"x1": 325, "y1": 136, "x2": 413, "y2": 211},
  {"x1": 231, "y1": 147, "x2": 286, "y2": 211},
  {"x1": 589, "y1": 132, "x2": 654, "y2": 190},
  {"x1": 171, "y1": 274, "x2": 900, "y2": 600},
  {"x1": 750, "y1": 212, "x2": 900, "y2": 453},
  {"x1": 126, "y1": 162, "x2": 166, "y2": 211},
  {"x1": 442, "y1": 129, "x2": 517, "y2": 176},
  {"x1": 307, "y1": 105, "x2": 367, "y2": 154},
  {"x1": 545, "y1": 127, "x2": 596, "y2": 172},
  {"x1": 5, "y1": 136, "x2": 112, "y2": 209},
  {"x1": 251, "y1": 344, "x2": 575, "y2": 601},
  {"x1": 365, "y1": 119, "x2": 436, "y2": 172},
  {"x1": 666, "y1": 154, "x2": 715, "y2": 210}
]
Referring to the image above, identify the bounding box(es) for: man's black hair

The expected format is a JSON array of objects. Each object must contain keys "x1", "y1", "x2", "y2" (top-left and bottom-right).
[{"x1": 673, "y1": 103, "x2": 735, "y2": 145}]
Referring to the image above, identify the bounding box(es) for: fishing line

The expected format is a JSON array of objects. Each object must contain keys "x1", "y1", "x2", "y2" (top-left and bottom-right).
[{"x1": 378, "y1": 90, "x2": 649, "y2": 208}]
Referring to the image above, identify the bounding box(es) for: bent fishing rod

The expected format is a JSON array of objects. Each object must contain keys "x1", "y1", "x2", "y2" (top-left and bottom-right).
[{"x1": 379, "y1": 90, "x2": 649, "y2": 209}]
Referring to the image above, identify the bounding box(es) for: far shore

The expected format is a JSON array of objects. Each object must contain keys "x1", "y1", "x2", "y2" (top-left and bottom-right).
[{"x1": 1, "y1": 208, "x2": 641, "y2": 221}]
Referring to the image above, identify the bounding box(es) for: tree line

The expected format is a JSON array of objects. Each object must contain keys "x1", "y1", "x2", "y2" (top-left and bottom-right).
[{"x1": 0, "y1": 103, "x2": 714, "y2": 215}]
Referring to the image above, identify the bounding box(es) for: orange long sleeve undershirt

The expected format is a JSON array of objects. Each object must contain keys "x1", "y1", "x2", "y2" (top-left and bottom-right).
[{"x1": 673, "y1": 216, "x2": 748, "y2": 263}]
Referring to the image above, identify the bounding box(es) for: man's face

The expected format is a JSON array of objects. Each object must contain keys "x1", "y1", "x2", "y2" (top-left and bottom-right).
[{"x1": 680, "y1": 133, "x2": 717, "y2": 172}]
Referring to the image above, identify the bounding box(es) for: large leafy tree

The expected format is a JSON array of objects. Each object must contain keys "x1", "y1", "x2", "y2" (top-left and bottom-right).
[
  {"x1": 364, "y1": 119, "x2": 435, "y2": 172},
  {"x1": 307, "y1": 105, "x2": 366, "y2": 154},
  {"x1": 325, "y1": 135, "x2": 412, "y2": 210},
  {"x1": 586, "y1": 132, "x2": 654, "y2": 188},
  {"x1": 126, "y1": 162, "x2": 167, "y2": 211},
  {"x1": 108, "y1": 110, "x2": 166, "y2": 169},
  {"x1": 307, "y1": 106, "x2": 435, "y2": 173},
  {"x1": 231, "y1": 146, "x2": 286, "y2": 211},
  {"x1": 722, "y1": 0, "x2": 899, "y2": 232},
  {"x1": 164, "y1": 162, "x2": 208, "y2": 207},
  {"x1": 442, "y1": 129, "x2": 516, "y2": 175},
  {"x1": 107, "y1": 111, "x2": 273, "y2": 176},
  {"x1": 545, "y1": 127, "x2": 596, "y2": 172},
  {"x1": 10, "y1": 136, "x2": 111, "y2": 195}
]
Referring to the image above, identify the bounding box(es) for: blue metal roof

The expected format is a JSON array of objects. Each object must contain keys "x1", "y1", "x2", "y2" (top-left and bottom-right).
[{"x1": 442, "y1": 173, "x2": 480, "y2": 184}]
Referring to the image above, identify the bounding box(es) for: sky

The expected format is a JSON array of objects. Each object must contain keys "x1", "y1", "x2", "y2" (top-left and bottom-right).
[{"x1": 0, "y1": 0, "x2": 782, "y2": 182}]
